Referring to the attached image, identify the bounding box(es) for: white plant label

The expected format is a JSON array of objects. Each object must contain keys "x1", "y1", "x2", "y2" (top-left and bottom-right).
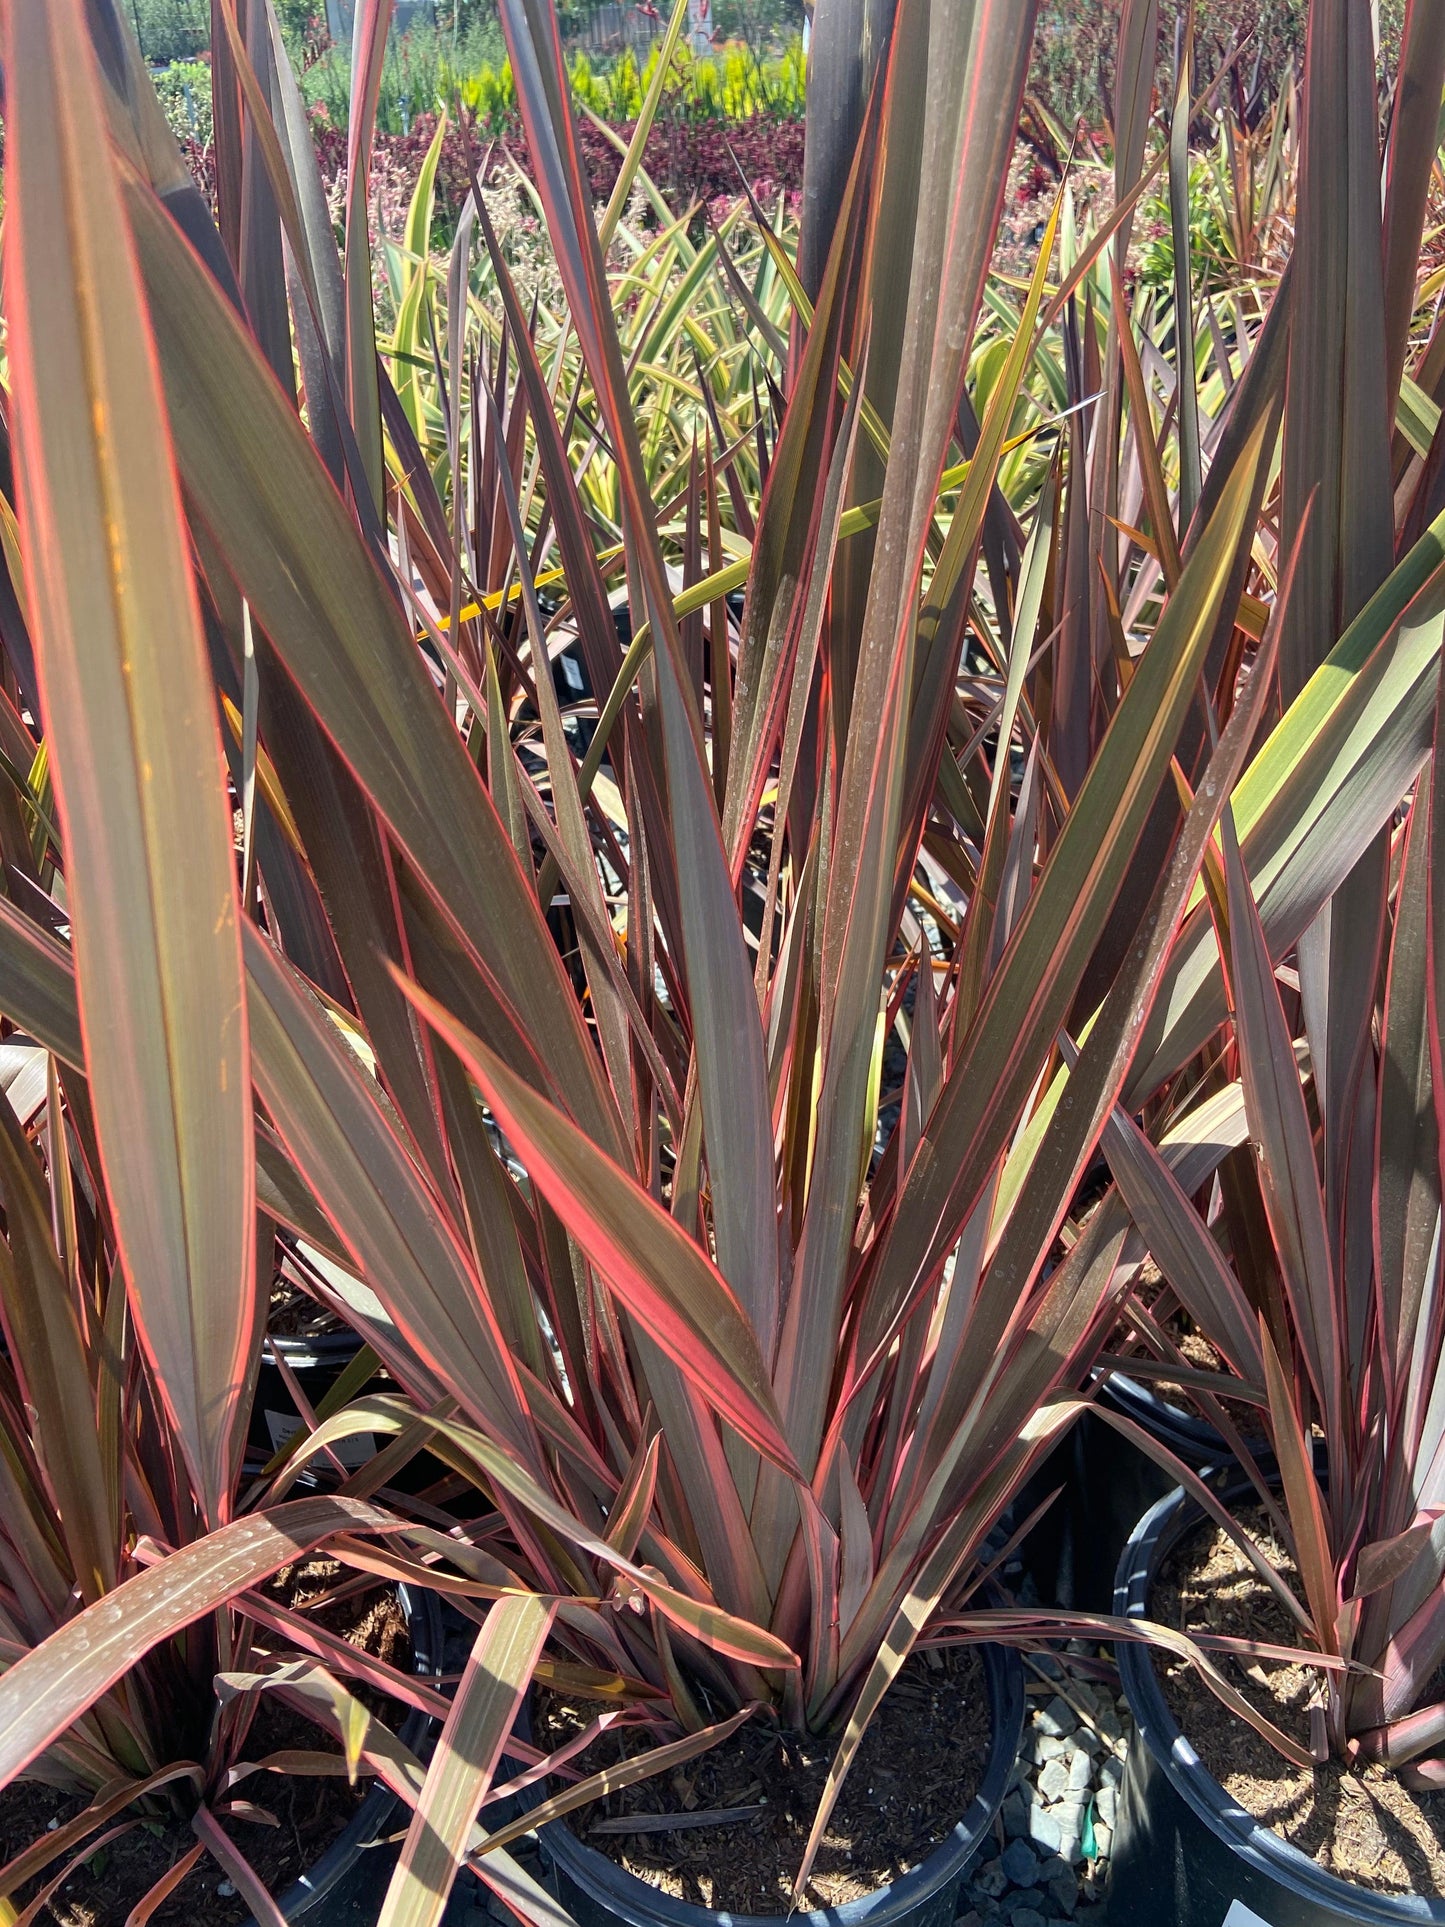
[{"x1": 1222, "y1": 1903, "x2": 1274, "y2": 1927}]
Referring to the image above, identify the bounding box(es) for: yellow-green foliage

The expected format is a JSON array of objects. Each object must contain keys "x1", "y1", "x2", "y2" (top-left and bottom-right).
[
  {"x1": 570, "y1": 40, "x2": 804, "y2": 121},
  {"x1": 452, "y1": 56, "x2": 518, "y2": 122},
  {"x1": 151, "y1": 57, "x2": 214, "y2": 145},
  {"x1": 297, "y1": 26, "x2": 802, "y2": 133}
]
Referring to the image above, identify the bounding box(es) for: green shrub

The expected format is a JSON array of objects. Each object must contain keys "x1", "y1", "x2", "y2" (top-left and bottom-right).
[
  {"x1": 152, "y1": 57, "x2": 213, "y2": 146},
  {"x1": 302, "y1": 20, "x2": 510, "y2": 130},
  {"x1": 302, "y1": 24, "x2": 804, "y2": 132}
]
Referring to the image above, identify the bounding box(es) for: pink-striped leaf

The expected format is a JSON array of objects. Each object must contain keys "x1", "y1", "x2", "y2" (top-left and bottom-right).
[
  {"x1": 393, "y1": 973, "x2": 799, "y2": 1479},
  {"x1": 0, "y1": 1498, "x2": 397, "y2": 1788},
  {"x1": 1220, "y1": 810, "x2": 1344, "y2": 1456},
  {"x1": 5, "y1": 0, "x2": 254, "y2": 1526}
]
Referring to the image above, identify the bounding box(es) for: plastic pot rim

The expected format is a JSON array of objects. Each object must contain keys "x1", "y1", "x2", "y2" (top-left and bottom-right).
[
  {"x1": 239, "y1": 1580, "x2": 445, "y2": 1924},
  {"x1": 1097, "y1": 1369, "x2": 1230, "y2": 1463},
  {"x1": 261, "y1": 1328, "x2": 368, "y2": 1369},
  {"x1": 1113, "y1": 1479, "x2": 1445, "y2": 1924},
  {"x1": 532, "y1": 1640, "x2": 1025, "y2": 1927}
]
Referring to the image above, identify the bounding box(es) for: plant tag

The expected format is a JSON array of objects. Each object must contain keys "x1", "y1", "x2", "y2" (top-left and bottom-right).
[{"x1": 1222, "y1": 1903, "x2": 1273, "y2": 1927}]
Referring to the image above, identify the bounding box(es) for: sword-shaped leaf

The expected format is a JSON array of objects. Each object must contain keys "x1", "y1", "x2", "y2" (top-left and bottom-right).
[
  {"x1": 243, "y1": 924, "x2": 540, "y2": 1468},
  {"x1": 118, "y1": 166, "x2": 624, "y2": 1163},
  {"x1": 6, "y1": 0, "x2": 254, "y2": 1526},
  {"x1": 378, "y1": 1595, "x2": 555, "y2": 1927},
  {"x1": 497, "y1": 0, "x2": 780, "y2": 1352},
  {"x1": 1219, "y1": 808, "x2": 1343, "y2": 1460},
  {"x1": 393, "y1": 974, "x2": 799, "y2": 1479},
  {"x1": 869, "y1": 414, "x2": 1270, "y2": 1347},
  {"x1": 0, "y1": 1498, "x2": 397, "y2": 1788}
]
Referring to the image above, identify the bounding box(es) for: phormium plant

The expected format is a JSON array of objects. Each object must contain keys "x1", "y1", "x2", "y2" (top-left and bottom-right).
[{"x1": 0, "y1": 0, "x2": 1442, "y2": 1920}]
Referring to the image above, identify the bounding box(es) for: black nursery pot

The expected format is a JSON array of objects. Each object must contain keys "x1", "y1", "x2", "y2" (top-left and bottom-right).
[
  {"x1": 1109, "y1": 1482, "x2": 1445, "y2": 1927},
  {"x1": 1014, "y1": 1371, "x2": 1230, "y2": 1612},
  {"x1": 240, "y1": 1583, "x2": 445, "y2": 1926},
  {"x1": 532, "y1": 1643, "x2": 1025, "y2": 1927},
  {"x1": 249, "y1": 1333, "x2": 450, "y2": 1497},
  {"x1": 248, "y1": 1332, "x2": 370, "y2": 1470}
]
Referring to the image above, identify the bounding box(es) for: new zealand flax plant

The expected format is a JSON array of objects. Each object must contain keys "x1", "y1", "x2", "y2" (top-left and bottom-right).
[
  {"x1": 1, "y1": 0, "x2": 1443, "y2": 1920},
  {"x1": 0, "y1": 8, "x2": 498, "y2": 1921},
  {"x1": 1084, "y1": 0, "x2": 1445, "y2": 1797}
]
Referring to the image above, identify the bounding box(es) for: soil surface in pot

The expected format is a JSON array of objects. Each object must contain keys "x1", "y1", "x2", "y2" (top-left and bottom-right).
[
  {"x1": 0, "y1": 1564, "x2": 411, "y2": 1926},
  {"x1": 1112, "y1": 1278, "x2": 1269, "y2": 1443},
  {"x1": 1155, "y1": 1506, "x2": 1445, "y2": 1897},
  {"x1": 267, "y1": 1270, "x2": 345, "y2": 1338},
  {"x1": 536, "y1": 1645, "x2": 990, "y2": 1912}
]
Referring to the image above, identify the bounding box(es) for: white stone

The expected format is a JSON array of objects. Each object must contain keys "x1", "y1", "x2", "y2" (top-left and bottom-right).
[
  {"x1": 1037, "y1": 1757, "x2": 1071, "y2": 1802},
  {"x1": 1027, "y1": 1805, "x2": 1063, "y2": 1854}
]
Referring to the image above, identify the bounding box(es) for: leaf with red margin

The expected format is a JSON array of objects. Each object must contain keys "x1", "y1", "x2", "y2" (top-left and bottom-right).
[
  {"x1": 0, "y1": 1498, "x2": 400, "y2": 1788},
  {"x1": 393, "y1": 972, "x2": 800, "y2": 1482},
  {"x1": 5, "y1": 0, "x2": 254, "y2": 1528}
]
